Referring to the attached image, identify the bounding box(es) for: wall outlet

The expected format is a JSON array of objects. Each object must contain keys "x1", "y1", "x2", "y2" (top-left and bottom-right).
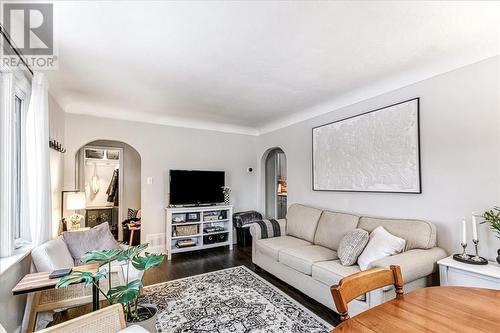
[{"x1": 147, "y1": 177, "x2": 153, "y2": 185}]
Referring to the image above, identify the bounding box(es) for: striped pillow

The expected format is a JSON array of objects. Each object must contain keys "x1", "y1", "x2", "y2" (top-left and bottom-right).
[{"x1": 338, "y1": 228, "x2": 369, "y2": 266}]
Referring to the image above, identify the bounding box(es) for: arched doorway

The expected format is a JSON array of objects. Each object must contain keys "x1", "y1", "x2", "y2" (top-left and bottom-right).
[
  {"x1": 73, "y1": 140, "x2": 141, "y2": 242},
  {"x1": 264, "y1": 148, "x2": 287, "y2": 219}
]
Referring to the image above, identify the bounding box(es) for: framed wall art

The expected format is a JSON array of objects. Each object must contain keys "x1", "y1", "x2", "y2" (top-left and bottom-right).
[{"x1": 312, "y1": 98, "x2": 421, "y2": 193}]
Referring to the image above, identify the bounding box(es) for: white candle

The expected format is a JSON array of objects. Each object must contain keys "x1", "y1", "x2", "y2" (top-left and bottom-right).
[
  {"x1": 472, "y1": 214, "x2": 478, "y2": 241},
  {"x1": 462, "y1": 219, "x2": 467, "y2": 244}
]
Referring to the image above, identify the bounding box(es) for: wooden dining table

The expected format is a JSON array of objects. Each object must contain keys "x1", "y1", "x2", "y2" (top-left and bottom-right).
[{"x1": 332, "y1": 286, "x2": 500, "y2": 333}]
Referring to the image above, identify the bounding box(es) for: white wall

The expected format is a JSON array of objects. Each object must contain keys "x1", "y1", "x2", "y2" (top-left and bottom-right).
[
  {"x1": 257, "y1": 56, "x2": 500, "y2": 260},
  {"x1": 49, "y1": 94, "x2": 66, "y2": 237},
  {"x1": 64, "y1": 116, "x2": 258, "y2": 249}
]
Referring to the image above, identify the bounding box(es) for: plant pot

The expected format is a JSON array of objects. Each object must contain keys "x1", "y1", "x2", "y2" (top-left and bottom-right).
[
  {"x1": 496, "y1": 249, "x2": 500, "y2": 265},
  {"x1": 126, "y1": 304, "x2": 158, "y2": 332}
]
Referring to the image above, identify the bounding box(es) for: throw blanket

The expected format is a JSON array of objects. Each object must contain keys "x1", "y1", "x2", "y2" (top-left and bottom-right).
[
  {"x1": 251, "y1": 219, "x2": 281, "y2": 239},
  {"x1": 233, "y1": 211, "x2": 263, "y2": 227}
]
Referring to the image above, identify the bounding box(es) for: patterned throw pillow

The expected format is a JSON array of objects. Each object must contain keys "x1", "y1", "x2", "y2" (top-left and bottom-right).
[
  {"x1": 128, "y1": 208, "x2": 139, "y2": 219},
  {"x1": 337, "y1": 228, "x2": 369, "y2": 266}
]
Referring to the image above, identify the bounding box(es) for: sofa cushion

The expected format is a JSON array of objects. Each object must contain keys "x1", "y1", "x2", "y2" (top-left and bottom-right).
[
  {"x1": 337, "y1": 228, "x2": 369, "y2": 266},
  {"x1": 255, "y1": 236, "x2": 311, "y2": 261},
  {"x1": 31, "y1": 237, "x2": 75, "y2": 272},
  {"x1": 314, "y1": 211, "x2": 360, "y2": 251},
  {"x1": 62, "y1": 223, "x2": 119, "y2": 264},
  {"x1": 359, "y1": 216, "x2": 436, "y2": 250},
  {"x1": 286, "y1": 204, "x2": 323, "y2": 242},
  {"x1": 312, "y1": 260, "x2": 365, "y2": 301},
  {"x1": 278, "y1": 245, "x2": 338, "y2": 275}
]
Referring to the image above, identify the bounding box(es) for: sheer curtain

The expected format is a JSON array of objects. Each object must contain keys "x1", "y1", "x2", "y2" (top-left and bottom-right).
[
  {"x1": 0, "y1": 72, "x2": 14, "y2": 257},
  {"x1": 21, "y1": 72, "x2": 53, "y2": 332},
  {"x1": 25, "y1": 72, "x2": 52, "y2": 246}
]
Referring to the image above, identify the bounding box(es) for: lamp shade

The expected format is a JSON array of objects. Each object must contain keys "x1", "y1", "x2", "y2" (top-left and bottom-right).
[{"x1": 66, "y1": 192, "x2": 86, "y2": 210}]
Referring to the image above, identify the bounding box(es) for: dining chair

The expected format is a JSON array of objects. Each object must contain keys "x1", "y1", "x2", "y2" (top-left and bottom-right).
[{"x1": 331, "y1": 265, "x2": 404, "y2": 321}]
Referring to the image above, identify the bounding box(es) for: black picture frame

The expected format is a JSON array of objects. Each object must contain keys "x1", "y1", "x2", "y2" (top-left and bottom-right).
[{"x1": 311, "y1": 97, "x2": 421, "y2": 194}]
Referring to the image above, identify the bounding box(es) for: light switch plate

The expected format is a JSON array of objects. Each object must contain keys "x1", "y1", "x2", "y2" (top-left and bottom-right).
[{"x1": 146, "y1": 177, "x2": 153, "y2": 185}]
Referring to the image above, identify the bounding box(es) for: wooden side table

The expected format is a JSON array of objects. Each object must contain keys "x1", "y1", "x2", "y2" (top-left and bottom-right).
[
  {"x1": 12, "y1": 263, "x2": 101, "y2": 332},
  {"x1": 438, "y1": 255, "x2": 500, "y2": 289}
]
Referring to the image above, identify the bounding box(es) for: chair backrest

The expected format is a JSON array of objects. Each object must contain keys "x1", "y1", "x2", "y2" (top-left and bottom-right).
[
  {"x1": 38, "y1": 304, "x2": 126, "y2": 333},
  {"x1": 330, "y1": 265, "x2": 404, "y2": 321}
]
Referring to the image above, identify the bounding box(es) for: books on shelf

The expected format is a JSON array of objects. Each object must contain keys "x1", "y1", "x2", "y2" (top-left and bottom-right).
[
  {"x1": 175, "y1": 239, "x2": 197, "y2": 248},
  {"x1": 203, "y1": 226, "x2": 225, "y2": 233}
]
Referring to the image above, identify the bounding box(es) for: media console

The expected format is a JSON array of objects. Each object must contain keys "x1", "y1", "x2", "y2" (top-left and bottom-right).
[{"x1": 165, "y1": 205, "x2": 233, "y2": 260}]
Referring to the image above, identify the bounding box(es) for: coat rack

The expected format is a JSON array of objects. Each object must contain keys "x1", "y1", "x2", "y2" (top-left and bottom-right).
[{"x1": 49, "y1": 138, "x2": 66, "y2": 153}]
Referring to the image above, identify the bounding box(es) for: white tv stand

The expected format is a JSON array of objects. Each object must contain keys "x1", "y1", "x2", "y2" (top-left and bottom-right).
[{"x1": 165, "y1": 205, "x2": 233, "y2": 260}]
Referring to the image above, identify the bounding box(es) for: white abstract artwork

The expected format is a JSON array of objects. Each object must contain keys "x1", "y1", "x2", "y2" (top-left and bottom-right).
[{"x1": 312, "y1": 98, "x2": 420, "y2": 193}]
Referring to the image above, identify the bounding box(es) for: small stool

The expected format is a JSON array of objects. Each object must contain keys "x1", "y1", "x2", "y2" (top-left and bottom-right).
[{"x1": 233, "y1": 211, "x2": 263, "y2": 247}]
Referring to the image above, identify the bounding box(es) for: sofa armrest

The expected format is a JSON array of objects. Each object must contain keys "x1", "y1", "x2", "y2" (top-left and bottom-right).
[
  {"x1": 368, "y1": 247, "x2": 447, "y2": 283},
  {"x1": 248, "y1": 218, "x2": 286, "y2": 240}
]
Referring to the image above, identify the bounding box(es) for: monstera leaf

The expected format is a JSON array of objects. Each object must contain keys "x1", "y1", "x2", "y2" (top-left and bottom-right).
[
  {"x1": 56, "y1": 271, "x2": 96, "y2": 288},
  {"x1": 117, "y1": 244, "x2": 148, "y2": 262},
  {"x1": 132, "y1": 252, "x2": 165, "y2": 271},
  {"x1": 82, "y1": 248, "x2": 123, "y2": 264},
  {"x1": 107, "y1": 279, "x2": 142, "y2": 304}
]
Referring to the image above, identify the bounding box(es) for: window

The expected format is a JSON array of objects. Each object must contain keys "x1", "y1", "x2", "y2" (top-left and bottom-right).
[
  {"x1": 14, "y1": 95, "x2": 23, "y2": 242},
  {"x1": 0, "y1": 70, "x2": 30, "y2": 259}
]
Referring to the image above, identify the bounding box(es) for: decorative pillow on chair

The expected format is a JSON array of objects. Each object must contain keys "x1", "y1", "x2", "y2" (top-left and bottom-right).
[
  {"x1": 337, "y1": 228, "x2": 369, "y2": 266},
  {"x1": 127, "y1": 208, "x2": 139, "y2": 219},
  {"x1": 357, "y1": 226, "x2": 406, "y2": 271},
  {"x1": 62, "y1": 223, "x2": 119, "y2": 264}
]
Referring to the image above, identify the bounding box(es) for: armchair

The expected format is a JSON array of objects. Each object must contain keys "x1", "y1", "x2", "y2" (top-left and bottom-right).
[{"x1": 28, "y1": 233, "x2": 142, "y2": 332}]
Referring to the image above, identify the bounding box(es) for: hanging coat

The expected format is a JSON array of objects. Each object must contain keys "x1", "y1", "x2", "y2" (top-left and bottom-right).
[{"x1": 106, "y1": 169, "x2": 119, "y2": 205}]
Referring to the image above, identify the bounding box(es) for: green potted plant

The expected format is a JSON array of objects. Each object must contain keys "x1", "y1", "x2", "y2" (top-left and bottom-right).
[
  {"x1": 481, "y1": 206, "x2": 500, "y2": 263},
  {"x1": 56, "y1": 243, "x2": 164, "y2": 330}
]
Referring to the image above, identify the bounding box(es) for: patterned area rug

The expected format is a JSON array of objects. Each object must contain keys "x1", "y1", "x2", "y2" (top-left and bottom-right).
[{"x1": 141, "y1": 266, "x2": 333, "y2": 333}]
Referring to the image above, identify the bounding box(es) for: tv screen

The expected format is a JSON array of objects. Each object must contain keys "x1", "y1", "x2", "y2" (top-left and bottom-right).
[{"x1": 169, "y1": 170, "x2": 225, "y2": 206}]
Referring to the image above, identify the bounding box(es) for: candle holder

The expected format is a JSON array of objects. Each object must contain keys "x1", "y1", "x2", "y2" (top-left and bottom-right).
[
  {"x1": 471, "y1": 239, "x2": 484, "y2": 262},
  {"x1": 453, "y1": 239, "x2": 488, "y2": 265},
  {"x1": 459, "y1": 242, "x2": 468, "y2": 259}
]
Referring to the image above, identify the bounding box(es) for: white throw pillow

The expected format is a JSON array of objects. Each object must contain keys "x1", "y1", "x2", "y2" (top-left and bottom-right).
[{"x1": 357, "y1": 226, "x2": 406, "y2": 270}]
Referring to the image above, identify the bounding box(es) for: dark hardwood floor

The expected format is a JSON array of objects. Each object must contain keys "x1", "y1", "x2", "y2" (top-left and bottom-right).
[{"x1": 52, "y1": 245, "x2": 340, "y2": 328}]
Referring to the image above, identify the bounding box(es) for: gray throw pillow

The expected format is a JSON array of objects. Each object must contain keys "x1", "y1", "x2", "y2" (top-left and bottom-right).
[
  {"x1": 338, "y1": 228, "x2": 369, "y2": 266},
  {"x1": 62, "y1": 223, "x2": 119, "y2": 265}
]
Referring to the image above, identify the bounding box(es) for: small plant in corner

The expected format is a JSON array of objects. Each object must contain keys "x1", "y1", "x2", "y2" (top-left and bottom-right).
[
  {"x1": 481, "y1": 207, "x2": 500, "y2": 264},
  {"x1": 481, "y1": 206, "x2": 500, "y2": 238},
  {"x1": 56, "y1": 243, "x2": 164, "y2": 323}
]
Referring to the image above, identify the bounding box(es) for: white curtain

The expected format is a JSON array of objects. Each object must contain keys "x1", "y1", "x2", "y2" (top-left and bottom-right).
[
  {"x1": 21, "y1": 72, "x2": 53, "y2": 332},
  {"x1": 25, "y1": 72, "x2": 52, "y2": 246},
  {"x1": 0, "y1": 72, "x2": 14, "y2": 257}
]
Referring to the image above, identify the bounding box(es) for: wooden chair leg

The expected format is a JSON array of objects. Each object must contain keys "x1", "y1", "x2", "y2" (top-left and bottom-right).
[
  {"x1": 27, "y1": 292, "x2": 40, "y2": 333},
  {"x1": 129, "y1": 229, "x2": 135, "y2": 246}
]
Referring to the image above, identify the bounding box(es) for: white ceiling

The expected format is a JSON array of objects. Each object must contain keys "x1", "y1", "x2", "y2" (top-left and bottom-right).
[{"x1": 46, "y1": 1, "x2": 500, "y2": 135}]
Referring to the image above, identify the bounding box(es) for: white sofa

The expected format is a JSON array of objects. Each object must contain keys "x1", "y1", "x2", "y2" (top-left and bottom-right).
[{"x1": 249, "y1": 204, "x2": 447, "y2": 317}]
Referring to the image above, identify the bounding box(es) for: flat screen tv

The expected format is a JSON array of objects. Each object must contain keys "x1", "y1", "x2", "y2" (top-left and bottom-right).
[{"x1": 169, "y1": 170, "x2": 225, "y2": 206}]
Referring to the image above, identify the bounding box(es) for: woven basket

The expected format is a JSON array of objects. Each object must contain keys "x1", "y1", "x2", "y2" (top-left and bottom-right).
[{"x1": 174, "y1": 224, "x2": 198, "y2": 236}]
